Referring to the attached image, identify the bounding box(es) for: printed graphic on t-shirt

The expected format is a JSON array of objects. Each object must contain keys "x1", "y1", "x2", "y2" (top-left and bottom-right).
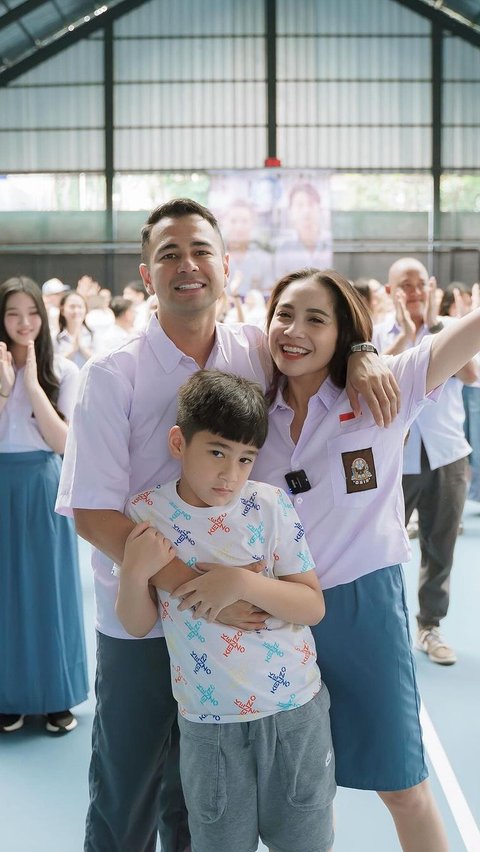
[{"x1": 126, "y1": 480, "x2": 321, "y2": 723}]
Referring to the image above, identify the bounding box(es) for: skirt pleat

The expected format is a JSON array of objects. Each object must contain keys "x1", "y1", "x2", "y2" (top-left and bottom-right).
[{"x1": 0, "y1": 451, "x2": 89, "y2": 714}]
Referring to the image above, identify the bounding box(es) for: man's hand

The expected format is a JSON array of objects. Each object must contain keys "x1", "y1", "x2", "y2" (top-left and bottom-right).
[
  {"x1": 346, "y1": 352, "x2": 400, "y2": 427},
  {"x1": 394, "y1": 290, "x2": 416, "y2": 340},
  {"x1": 423, "y1": 276, "x2": 438, "y2": 328},
  {"x1": 454, "y1": 282, "x2": 480, "y2": 316},
  {"x1": 123, "y1": 522, "x2": 175, "y2": 582},
  {"x1": 472, "y1": 283, "x2": 480, "y2": 311}
]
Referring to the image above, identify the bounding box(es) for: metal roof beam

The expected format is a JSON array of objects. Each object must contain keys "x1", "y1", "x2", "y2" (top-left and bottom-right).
[
  {"x1": 0, "y1": 0, "x2": 148, "y2": 85},
  {"x1": 0, "y1": 0, "x2": 47, "y2": 32},
  {"x1": 392, "y1": 0, "x2": 480, "y2": 49}
]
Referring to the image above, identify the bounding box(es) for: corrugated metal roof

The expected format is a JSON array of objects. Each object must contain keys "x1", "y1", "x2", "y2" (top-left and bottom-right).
[
  {"x1": 436, "y1": 1, "x2": 480, "y2": 27},
  {"x1": 400, "y1": 0, "x2": 480, "y2": 30},
  {"x1": 0, "y1": 1, "x2": 141, "y2": 78}
]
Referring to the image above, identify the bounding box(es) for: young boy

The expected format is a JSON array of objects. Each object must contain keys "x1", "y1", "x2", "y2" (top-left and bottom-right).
[{"x1": 116, "y1": 370, "x2": 335, "y2": 852}]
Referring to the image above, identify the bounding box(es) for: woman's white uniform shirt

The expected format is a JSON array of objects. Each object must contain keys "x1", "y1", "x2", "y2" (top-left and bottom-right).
[
  {"x1": 0, "y1": 356, "x2": 78, "y2": 452},
  {"x1": 254, "y1": 336, "x2": 442, "y2": 589}
]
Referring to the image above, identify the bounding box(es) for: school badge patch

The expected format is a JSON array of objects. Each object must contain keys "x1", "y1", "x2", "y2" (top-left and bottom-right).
[{"x1": 341, "y1": 447, "x2": 377, "y2": 494}]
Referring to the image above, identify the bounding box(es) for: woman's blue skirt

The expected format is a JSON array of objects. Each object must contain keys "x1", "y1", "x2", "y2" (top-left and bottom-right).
[
  {"x1": 0, "y1": 451, "x2": 89, "y2": 714},
  {"x1": 311, "y1": 564, "x2": 428, "y2": 792}
]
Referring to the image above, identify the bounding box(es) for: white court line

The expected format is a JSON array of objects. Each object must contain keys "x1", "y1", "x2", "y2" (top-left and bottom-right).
[{"x1": 421, "y1": 702, "x2": 480, "y2": 851}]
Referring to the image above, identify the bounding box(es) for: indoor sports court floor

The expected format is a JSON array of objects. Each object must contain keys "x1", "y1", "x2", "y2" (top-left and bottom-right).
[{"x1": 1, "y1": 502, "x2": 479, "y2": 851}]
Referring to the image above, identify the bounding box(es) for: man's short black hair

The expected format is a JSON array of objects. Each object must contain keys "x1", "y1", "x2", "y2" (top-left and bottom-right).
[
  {"x1": 124, "y1": 280, "x2": 147, "y2": 295},
  {"x1": 141, "y1": 198, "x2": 225, "y2": 262},
  {"x1": 176, "y1": 370, "x2": 268, "y2": 449},
  {"x1": 110, "y1": 296, "x2": 133, "y2": 319}
]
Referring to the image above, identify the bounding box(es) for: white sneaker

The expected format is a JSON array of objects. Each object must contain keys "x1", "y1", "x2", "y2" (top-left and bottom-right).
[
  {"x1": 45, "y1": 710, "x2": 78, "y2": 733},
  {"x1": 0, "y1": 713, "x2": 24, "y2": 732},
  {"x1": 416, "y1": 627, "x2": 457, "y2": 666}
]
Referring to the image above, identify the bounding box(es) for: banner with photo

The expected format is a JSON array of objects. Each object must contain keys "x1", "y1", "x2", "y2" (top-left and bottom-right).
[{"x1": 207, "y1": 170, "x2": 332, "y2": 298}]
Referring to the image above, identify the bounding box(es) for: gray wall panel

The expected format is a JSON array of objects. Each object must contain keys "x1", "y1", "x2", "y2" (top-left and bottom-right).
[
  {"x1": 114, "y1": 36, "x2": 264, "y2": 82},
  {"x1": 444, "y1": 35, "x2": 480, "y2": 80},
  {"x1": 443, "y1": 36, "x2": 480, "y2": 170},
  {"x1": 277, "y1": 0, "x2": 430, "y2": 35},
  {"x1": 0, "y1": 130, "x2": 105, "y2": 171},
  {"x1": 443, "y1": 128, "x2": 480, "y2": 169},
  {"x1": 115, "y1": 0, "x2": 263, "y2": 36},
  {"x1": 115, "y1": 81, "x2": 265, "y2": 127},
  {"x1": 279, "y1": 126, "x2": 430, "y2": 169},
  {"x1": 277, "y1": 36, "x2": 430, "y2": 80},
  {"x1": 0, "y1": 85, "x2": 103, "y2": 129},
  {"x1": 277, "y1": 82, "x2": 430, "y2": 125},
  {"x1": 114, "y1": 127, "x2": 265, "y2": 170}
]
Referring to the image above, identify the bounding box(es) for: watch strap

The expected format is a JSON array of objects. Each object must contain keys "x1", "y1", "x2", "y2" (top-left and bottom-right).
[{"x1": 349, "y1": 342, "x2": 379, "y2": 356}]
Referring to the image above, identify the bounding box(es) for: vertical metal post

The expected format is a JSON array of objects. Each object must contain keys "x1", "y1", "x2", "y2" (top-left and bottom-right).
[
  {"x1": 265, "y1": 0, "x2": 277, "y2": 161},
  {"x1": 104, "y1": 21, "x2": 114, "y2": 288},
  {"x1": 431, "y1": 19, "x2": 443, "y2": 276}
]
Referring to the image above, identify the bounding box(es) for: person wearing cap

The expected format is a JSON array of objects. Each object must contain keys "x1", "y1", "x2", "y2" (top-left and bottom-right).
[{"x1": 42, "y1": 278, "x2": 70, "y2": 336}]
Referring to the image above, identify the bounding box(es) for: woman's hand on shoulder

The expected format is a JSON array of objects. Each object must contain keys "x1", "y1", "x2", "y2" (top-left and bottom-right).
[
  {"x1": 346, "y1": 350, "x2": 400, "y2": 427},
  {"x1": 0, "y1": 342, "x2": 15, "y2": 397}
]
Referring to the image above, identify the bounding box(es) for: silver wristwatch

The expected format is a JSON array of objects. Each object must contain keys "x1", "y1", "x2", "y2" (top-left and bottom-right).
[{"x1": 349, "y1": 342, "x2": 379, "y2": 355}]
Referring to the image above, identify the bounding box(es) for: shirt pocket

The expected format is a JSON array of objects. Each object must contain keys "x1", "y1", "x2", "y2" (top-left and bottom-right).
[{"x1": 327, "y1": 425, "x2": 384, "y2": 508}]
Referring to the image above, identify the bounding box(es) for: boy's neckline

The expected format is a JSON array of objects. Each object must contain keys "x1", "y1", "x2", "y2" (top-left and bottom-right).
[{"x1": 173, "y1": 479, "x2": 243, "y2": 513}]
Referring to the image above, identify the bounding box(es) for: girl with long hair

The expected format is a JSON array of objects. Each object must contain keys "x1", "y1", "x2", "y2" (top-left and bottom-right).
[{"x1": 0, "y1": 276, "x2": 88, "y2": 734}]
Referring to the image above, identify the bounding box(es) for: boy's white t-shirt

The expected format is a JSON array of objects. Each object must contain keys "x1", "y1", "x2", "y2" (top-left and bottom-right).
[{"x1": 125, "y1": 479, "x2": 321, "y2": 723}]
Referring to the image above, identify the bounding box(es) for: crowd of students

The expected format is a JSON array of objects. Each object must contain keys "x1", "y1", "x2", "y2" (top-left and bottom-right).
[{"x1": 1, "y1": 198, "x2": 479, "y2": 852}]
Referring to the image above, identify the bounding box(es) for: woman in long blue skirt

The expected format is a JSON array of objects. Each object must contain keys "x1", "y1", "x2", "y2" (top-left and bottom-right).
[{"x1": 0, "y1": 277, "x2": 88, "y2": 733}]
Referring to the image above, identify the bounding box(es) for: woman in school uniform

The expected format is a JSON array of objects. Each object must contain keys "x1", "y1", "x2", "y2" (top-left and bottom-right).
[
  {"x1": 0, "y1": 276, "x2": 88, "y2": 734},
  {"x1": 253, "y1": 267, "x2": 480, "y2": 852}
]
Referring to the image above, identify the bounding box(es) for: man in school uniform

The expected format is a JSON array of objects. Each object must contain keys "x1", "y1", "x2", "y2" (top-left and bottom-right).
[{"x1": 373, "y1": 257, "x2": 477, "y2": 665}]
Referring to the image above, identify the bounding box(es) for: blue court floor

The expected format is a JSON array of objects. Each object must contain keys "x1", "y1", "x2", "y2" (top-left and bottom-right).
[{"x1": 1, "y1": 502, "x2": 479, "y2": 851}]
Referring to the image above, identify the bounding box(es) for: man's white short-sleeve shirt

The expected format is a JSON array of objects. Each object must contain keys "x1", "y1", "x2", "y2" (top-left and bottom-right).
[{"x1": 56, "y1": 316, "x2": 271, "y2": 639}]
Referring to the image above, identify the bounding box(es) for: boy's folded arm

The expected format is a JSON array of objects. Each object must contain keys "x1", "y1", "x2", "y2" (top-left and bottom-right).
[
  {"x1": 242, "y1": 569, "x2": 325, "y2": 626},
  {"x1": 150, "y1": 557, "x2": 270, "y2": 629},
  {"x1": 116, "y1": 570, "x2": 159, "y2": 637},
  {"x1": 175, "y1": 566, "x2": 324, "y2": 626},
  {"x1": 150, "y1": 556, "x2": 201, "y2": 593}
]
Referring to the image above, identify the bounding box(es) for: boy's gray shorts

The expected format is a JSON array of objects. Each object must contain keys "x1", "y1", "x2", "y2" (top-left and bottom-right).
[{"x1": 178, "y1": 685, "x2": 336, "y2": 852}]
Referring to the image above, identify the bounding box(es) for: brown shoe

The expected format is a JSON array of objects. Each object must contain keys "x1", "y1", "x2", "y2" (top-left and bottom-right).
[{"x1": 416, "y1": 627, "x2": 457, "y2": 666}]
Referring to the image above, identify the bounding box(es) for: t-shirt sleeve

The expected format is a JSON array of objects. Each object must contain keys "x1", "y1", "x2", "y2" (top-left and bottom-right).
[
  {"x1": 268, "y1": 487, "x2": 316, "y2": 578},
  {"x1": 126, "y1": 493, "x2": 155, "y2": 524}
]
